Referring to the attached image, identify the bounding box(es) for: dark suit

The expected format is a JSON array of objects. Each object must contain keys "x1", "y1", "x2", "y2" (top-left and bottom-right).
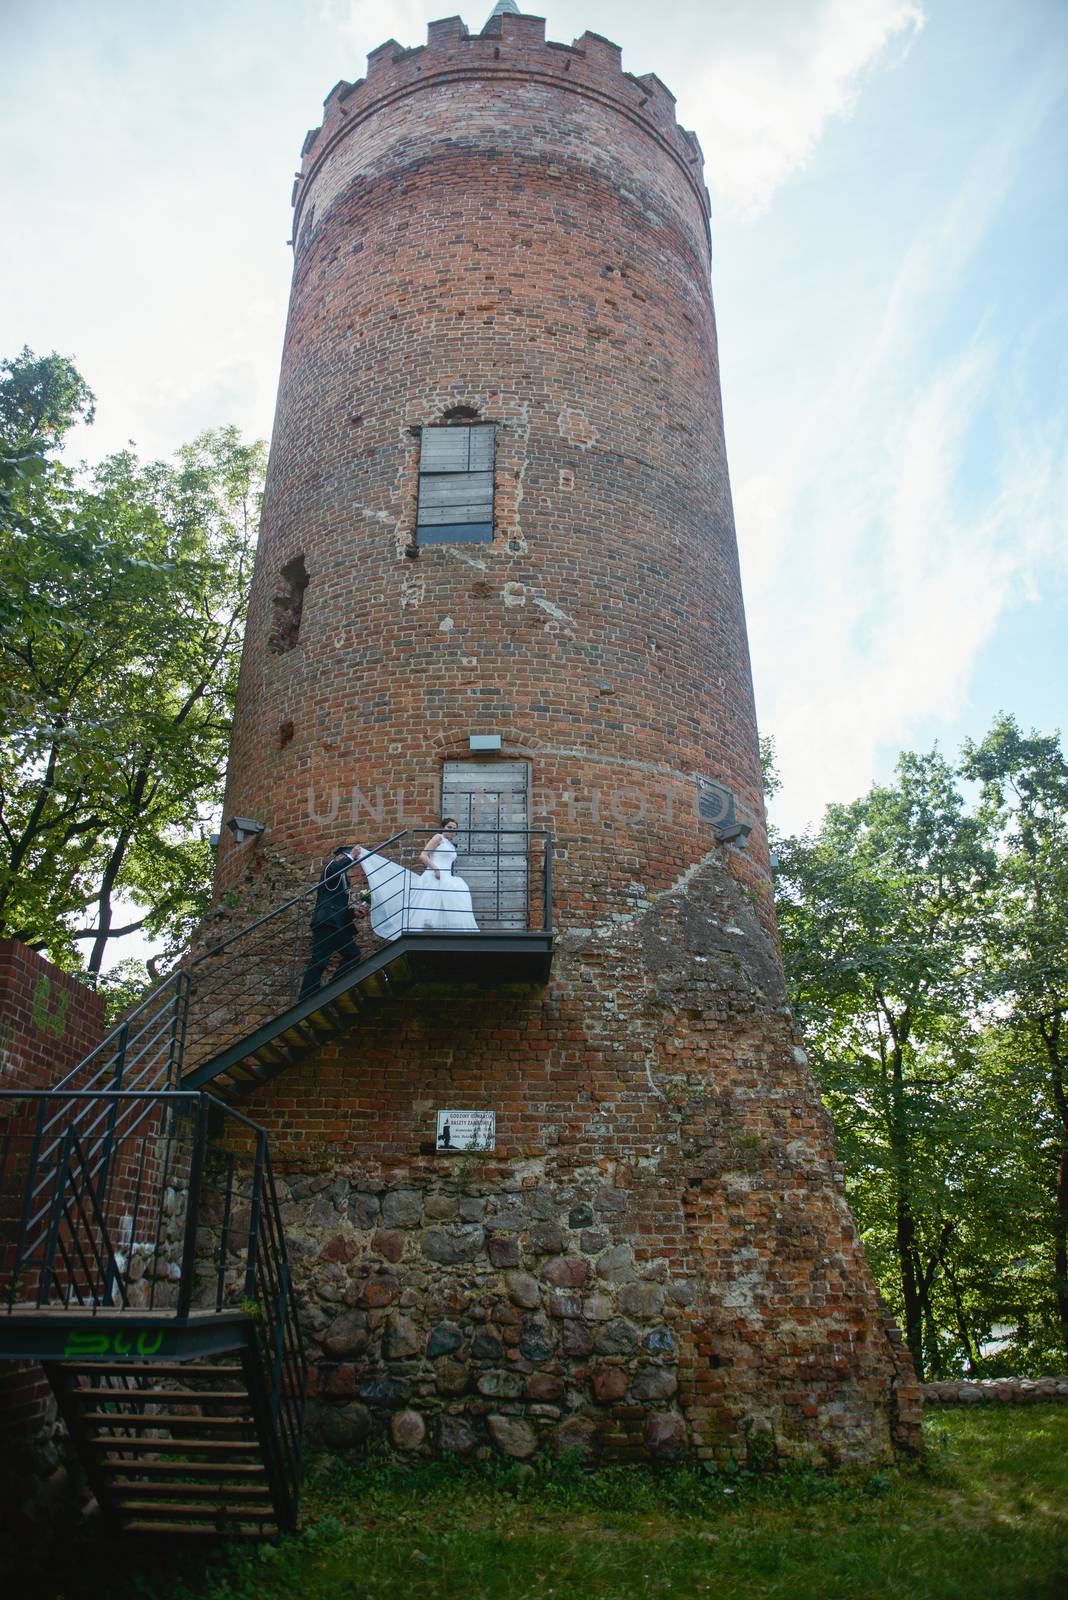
[{"x1": 299, "y1": 852, "x2": 363, "y2": 999}]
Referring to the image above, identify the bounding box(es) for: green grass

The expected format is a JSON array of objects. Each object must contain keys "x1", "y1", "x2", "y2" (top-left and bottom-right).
[{"x1": 16, "y1": 1408, "x2": 1068, "y2": 1600}]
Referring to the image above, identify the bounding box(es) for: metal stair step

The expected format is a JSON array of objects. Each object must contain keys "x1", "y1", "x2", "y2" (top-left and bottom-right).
[
  {"x1": 245, "y1": 1063, "x2": 282, "y2": 1080},
  {"x1": 222, "y1": 1062, "x2": 268, "y2": 1083},
  {"x1": 252, "y1": 1042, "x2": 295, "y2": 1065},
  {"x1": 301, "y1": 1013, "x2": 336, "y2": 1038}
]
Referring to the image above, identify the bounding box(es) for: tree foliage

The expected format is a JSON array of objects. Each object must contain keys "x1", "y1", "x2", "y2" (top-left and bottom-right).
[
  {"x1": 0, "y1": 348, "x2": 265, "y2": 980},
  {"x1": 772, "y1": 721, "x2": 1068, "y2": 1378},
  {"x1": 963, "y1": 717, "x2": 1068, "y2": 1364}
]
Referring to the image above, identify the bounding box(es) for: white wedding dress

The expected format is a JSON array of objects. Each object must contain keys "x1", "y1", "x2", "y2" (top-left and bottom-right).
[{"x1": 356, "y1": 837, "x2": 479, "y2": 939}]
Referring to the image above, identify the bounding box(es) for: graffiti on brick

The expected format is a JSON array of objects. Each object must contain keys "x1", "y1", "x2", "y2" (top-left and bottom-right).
[
  {"x1": 32, "y1": 975, "x2": 70, "y2": 1040},
  {"x1": 62, "y1": 1328, "x2": 168, "y2": 1360}
]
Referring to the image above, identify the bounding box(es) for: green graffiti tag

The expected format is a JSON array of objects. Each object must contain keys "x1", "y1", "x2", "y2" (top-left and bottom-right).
[
  {"x1": 32, "y1": 975, "x2": 70, "y2": 1040},
  {"x1": 62, "y1": 1328, "x2": 167, "y2": 1360}
]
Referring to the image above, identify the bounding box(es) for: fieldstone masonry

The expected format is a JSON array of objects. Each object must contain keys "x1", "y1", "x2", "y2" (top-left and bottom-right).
[
  {"x1": 923, "y1": 1379, "x2": 1068, "y2": 1405},
  {"x1": 208, "y1": 10, "x2": 923, "y2": 1466}
]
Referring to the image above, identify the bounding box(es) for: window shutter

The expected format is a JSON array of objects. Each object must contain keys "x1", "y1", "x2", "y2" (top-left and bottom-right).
[
  {"x1": 417, "y1": 425, "x2": 495, "y2": 543},
  {"x1": 442, "y1": 760, "x2": 530, "y2": 928}
]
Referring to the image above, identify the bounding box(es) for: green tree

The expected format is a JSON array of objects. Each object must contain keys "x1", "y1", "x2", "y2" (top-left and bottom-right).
[
  {"x1": 774, "y1": 749, "x2": 996, "y2": 1377},
  {"x1": 962, "y1": 715, "x2": 1068, "y2": 1365},
  {"x1": 0, "y1": 346, "x2": 94, "y2": 559},
  {"x1": 0, "y1": 344, "x2": 96, "y2": 444},
  {"x1": 0, "y1": 348, "x2": 265, "y2": 977}
]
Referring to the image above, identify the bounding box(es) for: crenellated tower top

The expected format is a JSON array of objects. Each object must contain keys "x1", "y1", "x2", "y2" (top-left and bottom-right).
[{"x1": 292, "y1": 10, "x2": 710, "y2": 244}]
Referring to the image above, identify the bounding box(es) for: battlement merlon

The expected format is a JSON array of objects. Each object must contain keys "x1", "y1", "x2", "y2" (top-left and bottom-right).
[{"x1": 290, "y1": 12, "x2": 711, "y2": 234}]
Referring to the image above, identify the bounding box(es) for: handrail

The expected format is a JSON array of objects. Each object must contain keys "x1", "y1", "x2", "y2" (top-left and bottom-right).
[
  {"x1": 191, "y1": 826, "x2": 549, "y2": 972},
  {"x1": 23, "y1": 830, "x2": 414, "y2": 1243},
  {"x1": 50, "y1": 969, "x2": 187, "y2": 1094},
  {"x1": 191, "y1": 829, "x2": 410, "y2": 967},
  {"x1": 1, "y1": 821, "x2": 555, "y2": 1532},
  {"x1": 46, "y1": 823, "x2": 553, "y2": 1115},
  {"x1": 0, "y1": 1087, "x2": 308, "y2": 1528},
  {"x1": 179, "y1": 827, "x2": 553, "y2": 1077}
]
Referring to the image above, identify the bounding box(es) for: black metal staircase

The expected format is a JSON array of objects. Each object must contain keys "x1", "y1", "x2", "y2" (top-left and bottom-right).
[
  {"x1": 1, "y1": 1088, "x2": 306, "y2": 1537},
  {"x1": 0, "y1": 828, "x2": 553, "y2": 1537}
]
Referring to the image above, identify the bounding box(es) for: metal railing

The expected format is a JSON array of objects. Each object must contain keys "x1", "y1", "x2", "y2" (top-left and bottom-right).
[
  {"x1": 6, "y1": 829, "x2": 552, "y2": 1272},
  {"x1": 15, "y1": 976, "x2": 190, "y2": 1262},
  {"x1": 183, "y1": 828, "x2": 552, "y2": 1076},
  {"x1": 0, "y1": 829, "x2": 551, "y2": 1524},
  {"x1": 0, "y1": 1088, "x2": 306, "y2": 1522}
]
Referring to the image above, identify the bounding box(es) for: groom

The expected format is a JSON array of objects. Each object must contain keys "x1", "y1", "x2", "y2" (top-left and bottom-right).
[{"x1": 299, "y1": 844, "x2": 364, "y2": 1000}]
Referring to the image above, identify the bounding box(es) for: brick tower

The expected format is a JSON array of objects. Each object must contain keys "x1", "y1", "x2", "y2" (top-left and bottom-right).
[{"x1": 212, "y1": 7, "x2": 920, "y2": 1466}]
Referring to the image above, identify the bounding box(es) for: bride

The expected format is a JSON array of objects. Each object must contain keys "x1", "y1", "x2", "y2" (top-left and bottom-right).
[{"x1": 356, "y1": 819, "x2": 479, "y2": 939}]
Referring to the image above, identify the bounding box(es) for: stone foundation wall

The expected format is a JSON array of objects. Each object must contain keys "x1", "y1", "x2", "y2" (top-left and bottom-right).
[{"x1": 244, "y1": 850, "x2": 921, "y2": 1468}]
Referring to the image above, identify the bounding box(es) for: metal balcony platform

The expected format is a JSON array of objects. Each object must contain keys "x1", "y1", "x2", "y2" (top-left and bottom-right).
[
  {"x1": 0, "y1": 1307, "x2": 253, "y2": 1365},
  {"x1": 181, "y1": 928, "x2": 553, "y2": 1102}
]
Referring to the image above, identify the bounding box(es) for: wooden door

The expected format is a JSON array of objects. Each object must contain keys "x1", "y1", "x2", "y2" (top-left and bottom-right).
[{"x1": 441, "y1": 761, "x2": 530, "y2": 929}]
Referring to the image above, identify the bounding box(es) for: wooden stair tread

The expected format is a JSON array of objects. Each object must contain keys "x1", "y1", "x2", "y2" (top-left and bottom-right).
[
  {"x1": 100, "y1": 1459, "x2": 267, "y2": 1476},
  {"x1": 75, "y1": 1387, "x2": 250, "y2": 1402},
  {"x1": 82, "y1": 1411, "x2": 254, "y2": 1428},
  {"x1": 72, "y1": 1364, "x2": 242, "y2": 1378},
  {"x1": 124, "y1": 1519, "x2": 275, "y2": 1537},
  {"x1": 117, "y1": 1500, "x2": 275, "y2": 1518},
  {"x1": 110, "y1": 1478, "x2": 270, "y2": 1497},
  {"x1": 93, "y1": 1436, "x2": 262, "y2": 1453}
]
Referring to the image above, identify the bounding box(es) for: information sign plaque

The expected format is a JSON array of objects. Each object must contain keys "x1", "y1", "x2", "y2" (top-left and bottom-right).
[{"x1": 436, "y1": 1109, "x2": 496, "y2": 1152}]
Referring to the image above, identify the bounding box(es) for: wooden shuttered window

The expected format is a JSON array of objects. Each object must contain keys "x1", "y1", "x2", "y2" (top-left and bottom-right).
[
  {"x1": 416, "y1": 425, "x2": 495, "y2": 544},
  {"x1": 442, "y1": 760, "x2": 530, "y2": 929}
]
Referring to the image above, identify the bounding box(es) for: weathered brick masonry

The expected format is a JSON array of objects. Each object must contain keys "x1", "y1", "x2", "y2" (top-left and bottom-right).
[
  {"x1": 0, "y1": 943, "x2": 105, "y2": 1526},
  {"x1": 212, "y1": 9, "x2": 920, "y2": 1465}
]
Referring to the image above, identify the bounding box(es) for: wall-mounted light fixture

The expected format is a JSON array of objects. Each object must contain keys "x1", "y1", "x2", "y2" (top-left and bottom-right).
[
  {"x1": 469, "y1": 734, "x2": 502, "y2": 752},
  {"x1": 714, "y1": 821, "x2": 752, "y2": 848},
  {"x1": 225, "y1": 816, "x2": 266, "y2": 845}
]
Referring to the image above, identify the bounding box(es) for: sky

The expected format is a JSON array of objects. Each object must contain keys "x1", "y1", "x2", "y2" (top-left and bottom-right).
[{"x1": 2, "y1": 0, "x2": 1066, "y2": 840}]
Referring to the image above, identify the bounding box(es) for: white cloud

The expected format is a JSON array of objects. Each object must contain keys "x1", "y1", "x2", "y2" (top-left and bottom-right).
[
  {"x1": 747, "y1": 290, "x2": 1068, "y2": 834},
  {"x1": 727, "y1": 23, "x2": 1068, "y2": 830},
  {"x1": 682, "y1": 0, "x2": 924, "y2": 216},
  {"x1": 322, "y1": 0, "x2": 433, "y2": 56}
]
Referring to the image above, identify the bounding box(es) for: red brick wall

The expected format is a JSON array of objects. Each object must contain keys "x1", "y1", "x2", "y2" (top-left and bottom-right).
[
  {"x1": 0, "y1": 943, "x2": 105, "y2": 1515},
  {"x1": 205, "y1": 13, "x2": 921, "y2": 1467},
  {"x1": 214, "y1": 13, "x2": 765, "y2": 909},
  {"x1": 0, "y1": 940, "x2": 106, "y2": 1093}
]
